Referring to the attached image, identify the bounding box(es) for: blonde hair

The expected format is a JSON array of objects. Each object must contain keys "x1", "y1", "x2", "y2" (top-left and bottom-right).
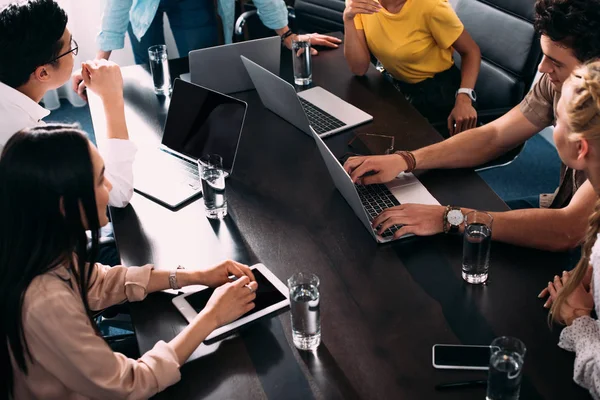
[{"x1": 551, "y1": 61, "x2": 600, "y2": 324}]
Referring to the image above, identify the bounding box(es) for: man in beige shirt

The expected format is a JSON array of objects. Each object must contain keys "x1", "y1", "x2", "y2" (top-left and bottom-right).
[{"x1": 343, "y1": 0, "x2": 600, "y2": 252}]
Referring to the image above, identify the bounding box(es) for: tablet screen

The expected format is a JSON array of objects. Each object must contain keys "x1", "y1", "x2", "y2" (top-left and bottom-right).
[{"x1": 185, "y1": 269, "x2": 287, "y2": 320}]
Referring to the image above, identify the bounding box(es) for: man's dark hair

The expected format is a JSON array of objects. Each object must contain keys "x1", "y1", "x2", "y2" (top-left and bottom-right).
[
  {"x1": 535, "y1": 0, "x2": 600, "y2": 62},
  {"x1": 0, "y1": 0, "x2": 68, "y2": 88}
]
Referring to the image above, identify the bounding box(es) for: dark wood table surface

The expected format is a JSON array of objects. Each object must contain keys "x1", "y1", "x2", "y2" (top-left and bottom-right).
[{"x1": 89, "y1": 34, "x2": 589, "y2": 399}]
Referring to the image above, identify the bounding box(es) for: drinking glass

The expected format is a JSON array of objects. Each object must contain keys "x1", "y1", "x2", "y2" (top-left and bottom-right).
[
  {"x1": 198, "y1": 154, "x2": 227, "y2": 219},
  {"x1": 462, "y1": 211, "x2": 493, "y2": 284},
  {"x1": 292, "y1": 36, "x2": 312, "y2": 86},
  {"x1": 287, "y1": 272, "x2": 321, "y2": 351},
  {"x1": 487, "y1": 337, "x2": 527, "y2": 400},
  {"x1": 148, "y1": 44, "x2": 172, "y2": 95}
]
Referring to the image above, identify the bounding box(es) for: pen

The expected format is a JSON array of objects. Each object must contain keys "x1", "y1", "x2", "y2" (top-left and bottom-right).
[{"x1": 435, "y1": 380, "x2": 487, "y2": 390}]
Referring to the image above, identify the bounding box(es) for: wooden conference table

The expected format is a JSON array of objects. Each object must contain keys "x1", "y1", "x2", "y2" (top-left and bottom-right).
[{"x1": 89, "y1": 35, "x2": 588, "y2": 399}]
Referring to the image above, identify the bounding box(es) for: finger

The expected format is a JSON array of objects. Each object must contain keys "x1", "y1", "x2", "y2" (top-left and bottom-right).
[
  {"x1": 237, "y1": 263, "x2": 256, "y2": 282},
  {"x1": 312, "y1": 38, "x2": 338, "y2": 48},
  {"x1": 77, "y1": 81, "x2": 88, "y2": 101},
  {"x1": 349, "y1": 161, "x2": 375, "y2": 183},
  {"x1": 455, "y1": 118, "x2": 465, "y2": 134},
  {"x1": 378, "y1": 218, "x2": 404, "y2": 234},
  {"x1": 360, "y1": 173, "x2": 386, "y2": 185},
  {"x1": 343, "y1": 156, "x2": 363, "y2": 174},
  {"x1": 311, "y1": 48, "x2": 318, "y2": 56},
  {"x1": 72, "y1": 71, "x2": 82, "y2": 92},
  {"x1": 354, "y1": 5, "x2": 381, "y2": 13},
  {"x1": 233, "y1": 275, "x2": 250, "y2": 288},
  {"x1": 447, "y1": 116, "x2": 454, "y2": 136},
  {"x1": 244, "y1": 302, "x2": 256, "y2": 313},
  {"x1": 81, "y1": 64, "x2": 92, "y2": 86},
  {"x1": 538, "y1": 287, "x2": 548, "y2": 298},
  {"x1": 553, "y1": 275, "x2": 563, "y2": 291},
  {"x1": 547, "y1": 282, "x2": 557, "y2": 299},
  {"x1": 372, "y1": 209, "x2": 395, "y2": 228},
  {"x1": 316, "y1": 34, "x2": 342, "y2": 43},
  {"x1": 393, "y1": 225, "x2": 414, "y2": 239},
  {"x1": 470, "y1": 116, "x2": 478, "y2": 130}
]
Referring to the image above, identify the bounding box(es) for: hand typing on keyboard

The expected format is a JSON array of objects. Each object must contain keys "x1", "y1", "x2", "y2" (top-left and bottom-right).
[
  {"x1": 371, "y1": 204, "x2": 447, "y2": 240},
  {"x1": 343, "y1": 154, "x2": 407, "y2": 185}
]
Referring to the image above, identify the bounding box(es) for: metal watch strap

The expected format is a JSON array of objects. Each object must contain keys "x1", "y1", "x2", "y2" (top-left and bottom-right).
[{"x1": 169, "y1": 265, "x2": 185, "y2": 290}]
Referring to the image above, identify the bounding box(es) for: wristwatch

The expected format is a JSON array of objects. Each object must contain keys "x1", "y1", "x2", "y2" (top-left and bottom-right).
[
  {"x1": 456, "y1": 88, "x2": 477, "y2": 102},
  {"x1": 169, "y1": 265, "x2": 185, "y2": 290},
  {"x1": 443, "y1": 206, "x2": 464, "y2": 234}
]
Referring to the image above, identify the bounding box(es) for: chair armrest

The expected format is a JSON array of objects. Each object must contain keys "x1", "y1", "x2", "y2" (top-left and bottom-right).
[{"x1": 235, "y1": 10, "x2": 258, "y2": 36}]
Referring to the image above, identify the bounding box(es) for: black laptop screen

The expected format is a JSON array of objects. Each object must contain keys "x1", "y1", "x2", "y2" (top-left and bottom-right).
[{"x1": 161, "y1": 79, "x2": 247, "y2": 172}]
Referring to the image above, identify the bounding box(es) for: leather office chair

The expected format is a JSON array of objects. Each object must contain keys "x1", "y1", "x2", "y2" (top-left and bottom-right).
[{"x1": 448, "y1": 0, "x2": 543, "y2": 171}]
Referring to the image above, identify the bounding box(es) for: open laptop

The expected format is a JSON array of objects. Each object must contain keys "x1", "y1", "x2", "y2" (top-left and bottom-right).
[
  {"x1": 309, "y1": 127, "x2": 440, "y2": 243},
  {"x1": 241, "y1": 55, "x2": 373, "y2": 138},
  {"x1": 187, "y1": 37, "x2": 280, "y2": 94},
  {"x1": 134, "y1": 78, "x2": 247, "y2": 209}
]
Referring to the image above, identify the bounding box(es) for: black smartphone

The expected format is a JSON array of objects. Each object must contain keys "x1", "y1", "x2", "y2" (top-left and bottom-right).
[{"x1": 432, "y1": 344, "x2": 493, "y2": 371}]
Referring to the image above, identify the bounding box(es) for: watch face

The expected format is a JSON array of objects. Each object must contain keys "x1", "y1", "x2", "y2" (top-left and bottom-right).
[{"x1": 447, "y1": 209, "x2": 464, "y2": 226}]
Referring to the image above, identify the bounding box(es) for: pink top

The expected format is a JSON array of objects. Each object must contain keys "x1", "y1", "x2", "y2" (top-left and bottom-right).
[{"x1": 10, "y1": 263, "x2": 181, "y2": 399}]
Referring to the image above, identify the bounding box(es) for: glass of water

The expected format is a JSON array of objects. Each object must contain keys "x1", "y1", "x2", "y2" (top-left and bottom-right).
[
  {"x1": 287, "y1": 272, "x2": 321, "y2": 351},
  {"x1": 292, "y1": 36, "x2": 312, "y2": 86},
  {"x1": 462, "y1": 211, "x2": 493, "y2": 284},
  {"x1": 487, "y1": 337, "x2": 527, "y2": 400},
  {"x1": 198, "y1": 154, "x2": 227, "y2": 219},
  {"x1": 148, "y1": 44, "x2": 172, "y2": 95}
]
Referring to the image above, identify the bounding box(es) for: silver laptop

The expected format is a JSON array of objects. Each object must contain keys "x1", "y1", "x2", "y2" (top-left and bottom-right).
[
  {"x1": 240, "y1": 55, "x2": 373, "y2": 138},
  {"x1": 134, "y1": 79, "x2": 247, "y2": 209},
  {"x1": 308, "y1": 127, "x2": 440, "y2": 243},
  {"x1": 188, "y1": 37, "x2": 280, "y2": 94}
]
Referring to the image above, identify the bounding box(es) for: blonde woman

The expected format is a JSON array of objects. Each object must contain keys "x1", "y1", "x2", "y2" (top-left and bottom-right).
[{"x1": 539, "y1": 61, "x2": 600, "y2": 398}]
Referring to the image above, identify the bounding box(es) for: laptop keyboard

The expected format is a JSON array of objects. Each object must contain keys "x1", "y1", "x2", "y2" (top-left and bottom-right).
[
  {"x1": 299, "y1": 97, "x2": 347, "y2": 135},
  {"x1": 355, "y1": 184, "x2": 402, "y2": 238}
]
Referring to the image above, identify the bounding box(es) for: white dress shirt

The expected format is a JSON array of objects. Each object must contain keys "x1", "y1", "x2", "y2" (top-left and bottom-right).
[{"x1": 0, "y1": 81, "x2": 136, "y2": 207}]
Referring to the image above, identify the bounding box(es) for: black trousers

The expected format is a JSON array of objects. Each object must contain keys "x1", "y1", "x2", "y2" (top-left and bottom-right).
[{"x1": 385, "y1": 65, "x2": 462, "y2": 138}]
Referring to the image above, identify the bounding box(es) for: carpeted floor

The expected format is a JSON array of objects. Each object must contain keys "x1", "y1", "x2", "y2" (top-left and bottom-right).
[{"x1": 47, "y1": 100, "x2": 562, "y2": 203}]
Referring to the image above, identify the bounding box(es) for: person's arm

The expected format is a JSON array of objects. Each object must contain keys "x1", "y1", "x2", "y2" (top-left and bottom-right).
[
  {"x1": 96, "y1": 0, "x2": 133, "y2": 55},
  {"x1": 448, "y1": 30, "x2": 481, "y2": 134},
  {"x1": 344, "y1": 106, "x2": 540, "y2": 184},
  {"x1": 373, "y1": 180, "x2": 595, "y2": 251},
  {"x1": 82, "y1": 59, "x2": 134, "y2": 206},
  {"x1": 24, "y1": 272, "x2": 256, "y2": 398},
  {"x1": 342, "y1": 0, "x2": 381, "y2": 76}
]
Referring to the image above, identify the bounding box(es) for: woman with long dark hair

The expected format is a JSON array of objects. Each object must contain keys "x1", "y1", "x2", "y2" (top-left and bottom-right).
[{"x1": 0, "y1": 124, "x2": 258, "y2": 399}]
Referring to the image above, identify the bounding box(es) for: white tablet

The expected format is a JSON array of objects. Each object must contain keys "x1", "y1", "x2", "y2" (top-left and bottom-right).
[{"x1": 172, "y1": 263, "x2": 290, "y2": 342}]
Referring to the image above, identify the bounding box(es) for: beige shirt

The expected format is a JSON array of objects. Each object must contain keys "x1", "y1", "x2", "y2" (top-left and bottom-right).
[
  {"x1": 11, "y1": 263, "x2": 181, "y2": 399},
  {"x1": 520, "y1": 73, "x2": 587, "y2": 209}
]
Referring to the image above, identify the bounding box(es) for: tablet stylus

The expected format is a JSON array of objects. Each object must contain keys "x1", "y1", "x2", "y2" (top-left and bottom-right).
[{"x1": 435, "y1": 380, "x2": 487, "y2": 390}]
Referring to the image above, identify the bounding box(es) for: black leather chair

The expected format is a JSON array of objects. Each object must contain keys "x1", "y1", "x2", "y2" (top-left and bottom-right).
[
  {"x1": 448, "y1": 0, "x2": 543, "y2": 170},
  {"x1": 292, "y1": 0, "x2": 345, "y2": 34}
]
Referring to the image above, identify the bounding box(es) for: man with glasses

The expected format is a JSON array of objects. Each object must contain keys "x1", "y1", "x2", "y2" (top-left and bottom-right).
[{"x1": 0, "y1": 0, "x2": 136, "y2": 210}]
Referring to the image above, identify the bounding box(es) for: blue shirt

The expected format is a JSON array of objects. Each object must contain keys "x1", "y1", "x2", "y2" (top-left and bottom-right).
[{"x1": 97, "y1": 0, "x2": 289, "y2": 51}]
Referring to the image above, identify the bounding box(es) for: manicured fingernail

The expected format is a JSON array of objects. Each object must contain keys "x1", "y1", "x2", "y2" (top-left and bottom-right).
[{"x1": 563, "y1": 270, "x2": 567, "y2": 275}]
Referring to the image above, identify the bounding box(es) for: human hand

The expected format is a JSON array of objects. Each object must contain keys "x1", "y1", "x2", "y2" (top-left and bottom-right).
[
  {"x1": 448, "y1": 96, "x2": 477, "y2": 135},
  {"x1": 81, "y1": 59, "x2": 124, "y2": 103},
  {"x1": 202, "y1": 276, "x2": 257, "y2": 328},
  {"x1": 284, "y1": 33, "x2": 342, "y2": 55},
  {"x1": 538, "y1": 267, "x2": 593, "y2": 308},
  {"x1": 343, "y1": 154, "x2": 406, "y2": 184},
  {"x1": 195, "y1": 260, "x2": 256, "y2": 288},
  {"x1": 372, "y1": 204, "x2": 446, "y2": 238},
  {"x1": 343, "y1": 0, "x2": 382, "y2": 22},
  {"x1": 71, "y1": 68, "x2": 87, "y2": 102}
]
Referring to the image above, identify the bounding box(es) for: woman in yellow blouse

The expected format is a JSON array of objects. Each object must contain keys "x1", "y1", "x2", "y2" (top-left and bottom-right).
[{"x1": 343, "y1": 0, "x2": 481, "y2": 136}]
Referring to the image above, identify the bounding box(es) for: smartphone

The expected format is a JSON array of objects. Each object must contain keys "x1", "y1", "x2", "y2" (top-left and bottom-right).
[{"x1": 432, "y1": 344, "x2": 493, "y2": 371}]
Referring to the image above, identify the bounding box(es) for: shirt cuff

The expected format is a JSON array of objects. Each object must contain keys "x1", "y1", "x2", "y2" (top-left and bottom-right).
[
  {"x1": 139, "y1": 340, "x2": 181, "y2": 391},
  {"x1": 96, "y1": 31, "x2": 126, "y2": 52},
  {"x1": 124, "y1": 265, "x2": 154, "y2": 301},
  {"x1": 519, "y1": 97, "x2": 547, "y2": 128},
  {"x1": 559, "y1": 315, "x2": 598, "y2": 352}
]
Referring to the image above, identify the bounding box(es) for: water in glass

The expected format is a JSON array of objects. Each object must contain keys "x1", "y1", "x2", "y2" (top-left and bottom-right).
[
  {"x1": 200, "y1": 168, "x2": 227, "y2": 219},
  {"x1": 290, "y1": 283, "x2": 321, "y2": 350},
  {"x1": 148, "y1": 47, "x2": 172, "y2": 95},
  {"x1": 462, "y1": 222, "x2": 492, "y2": 283},
  {"x1": 486, "y1": 350, "x2": 525, "y2": 400},
  {"x1": 292, "y1": 39, "x2": 312, "y2": 86}
]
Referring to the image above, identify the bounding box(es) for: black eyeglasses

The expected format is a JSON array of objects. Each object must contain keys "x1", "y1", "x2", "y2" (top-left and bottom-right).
[{"x1": 49, "y1": 37, "x2": 78, "y2": 63}]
